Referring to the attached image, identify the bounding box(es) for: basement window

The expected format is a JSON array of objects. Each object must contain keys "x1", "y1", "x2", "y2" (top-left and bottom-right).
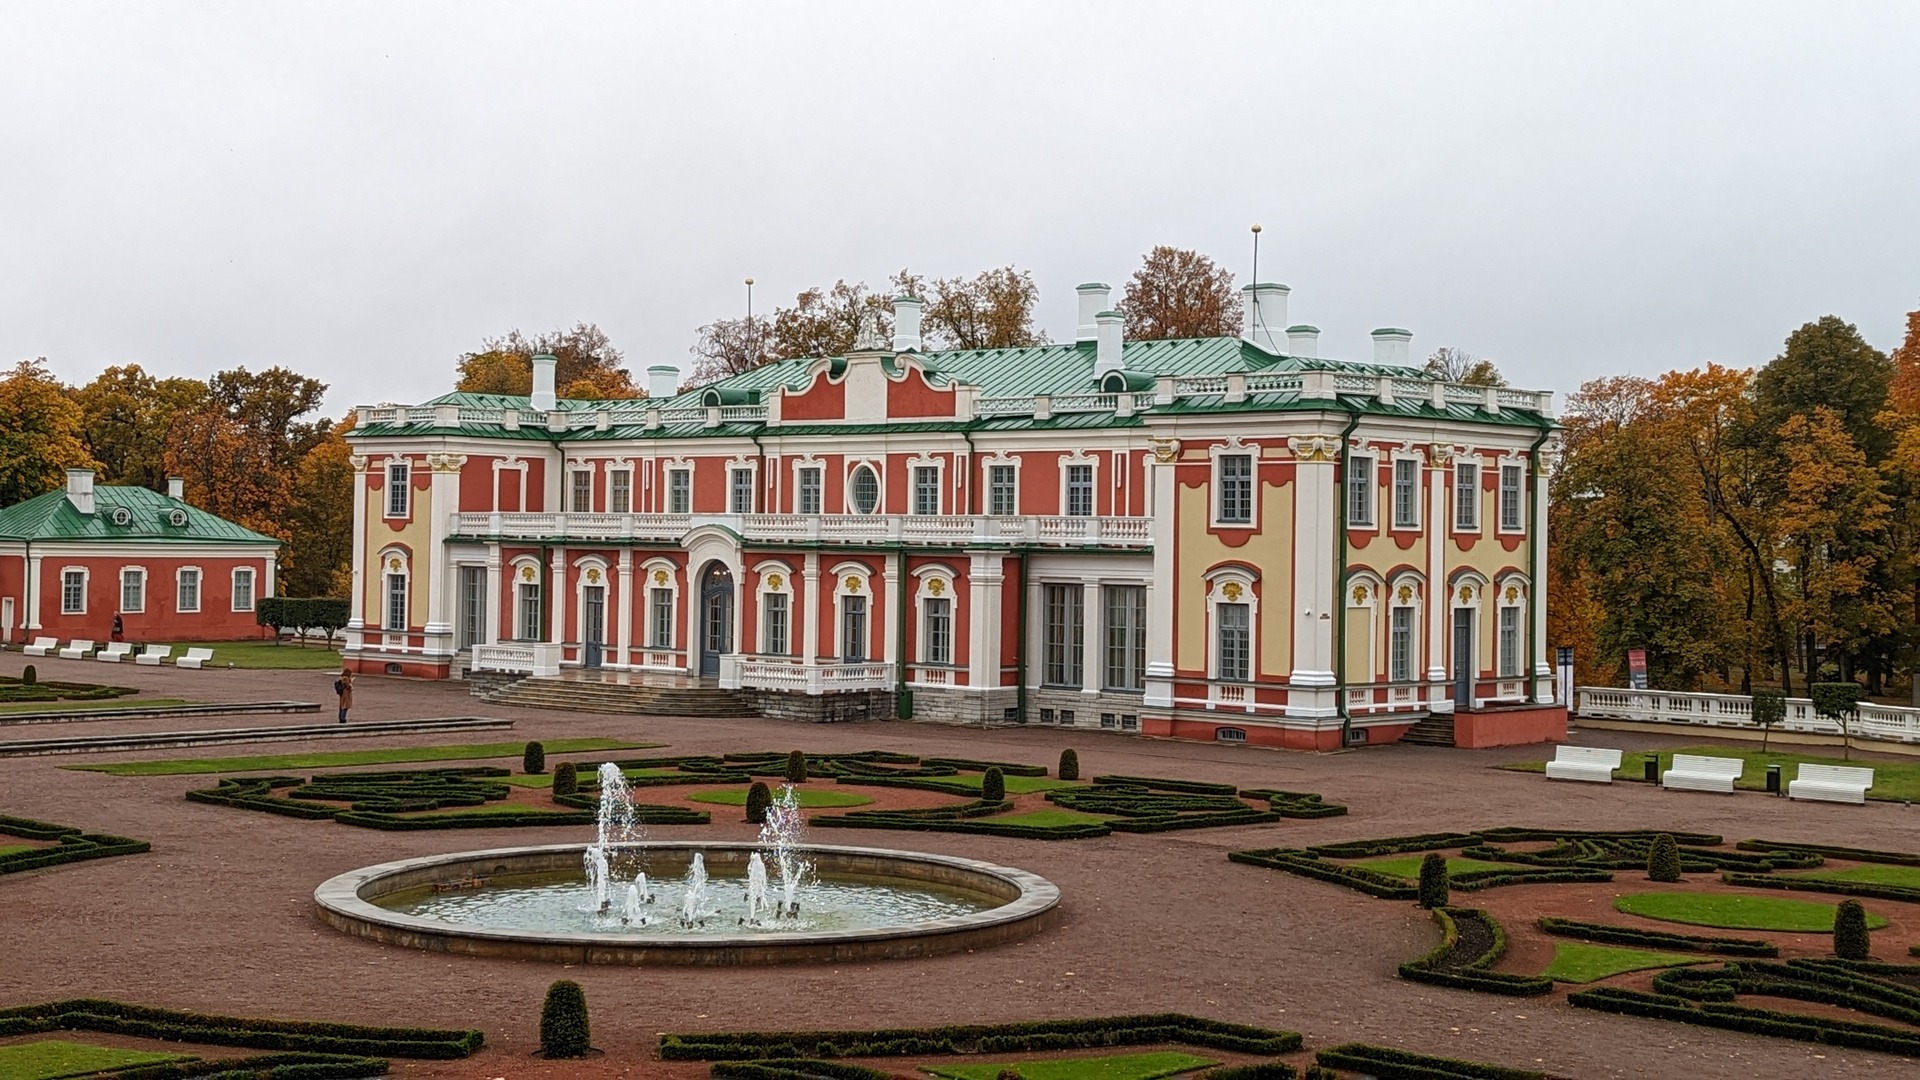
[{"x1": 1216, "y1": 727, "x2": 1247, "y2": 743}]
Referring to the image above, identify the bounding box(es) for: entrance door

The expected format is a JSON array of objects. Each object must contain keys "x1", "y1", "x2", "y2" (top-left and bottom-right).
[
  {"x1": 456, "y1": 567, "x2": 483, "y2": 651},
  {"x1": 582, "y1": 585, "x2": 606, "y2": 669},
  {"x1": 841, "y1": 595, "x2": 868, "y2": 662},
  {"x1": 1452, "y1": 607, "x2": 1474, "y2": 708},
  {"x1": 698, "y1": 562, "x2": 734, "y2": 677}
]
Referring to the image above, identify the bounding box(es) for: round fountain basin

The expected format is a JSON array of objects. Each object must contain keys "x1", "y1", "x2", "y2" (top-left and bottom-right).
[{"x1": 313, "y1": 842, "x2": 1060, "y2": 965}]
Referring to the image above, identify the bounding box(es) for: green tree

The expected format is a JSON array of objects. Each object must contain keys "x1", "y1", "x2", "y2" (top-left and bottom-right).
[
  {"x1": 745, "y1": 781, "x2": 772, "y2": 824},
  {"x1": 1646, "y1": 833, "x2": 1681, "y2": 882},
  {"x1": 71, "y1": 365, "x2": 208, "y2": 489},
  {"x1": 784, "y1": 750, "x2": 808, "y2": 783},
  {"x1": 0, "y1": 359, "x2": 95, "y2": 506},
  {"x1": 207, "y1": 367, "x2": 332, "y2": 473},
  {"x1": 1833, "y1": 898, "x2": 1870, "y2": 959},
  {"x1": 1417, "y1": 853, "x2": 1449, "y2": 909},
  {"x1": 538, "y1": 979, "x2": 591, "y2": 1058},
  {"x1": 767, "y1": 281, "x2": 892, "y2": 362},
  {"x1": 1119, "y1": 246, "x2": 1241, "y2": 340},
  {"x1": 1754, "y1": 316, "x2": 1893, "y2": 462},
  {"x1": 981, "y1": 766, "x2": 1006, "y2": 803},
  {"x1": 455, "y1": 324, "x2": 638, "y2": 399},
  {"x1": 282, "y1": 417, "x2": 357, "y2": 597},
  {"x1": 1776, "y1": 409, "x2": 1894, "y2": 689},
  {"x1": 906, "y1": 266, "x2": 1048, "y2": 351}
]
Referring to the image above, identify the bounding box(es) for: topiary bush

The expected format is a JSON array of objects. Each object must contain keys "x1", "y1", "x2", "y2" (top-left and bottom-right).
[
  {"x1": 1647, "y1": 832, "x2": 1682, "y2": 883},
  {"x1": 997, "y1": 1070, "x2": 1023, "y2": 1080},
  {"x1": 746, "y1": 781, "x2": 772, "y2": 825},
  {"x1": 1418, "y1": 852, "x2": 1449, "y2": 909},
  {"x1": 981, "y1": 767, "x2": 1005, "y2": 803},
  {"x1": 21, "y1": 665, "x2": 35, "y2": 685},
  {"x1": 539, "y1": 979, "x2": 591, "y2": 1058},
  {"x1": 786, "y1": 751, "x2": 808, "y2": 783},
  {"x1": 552, "y1": 762, "x2": 579, "y2": 797},
  {"x1": 523, "y1": 741, "x2": 546, "y2": 775},
  {"x1": 1750, "y1": 687, "x2": 1786, "y2": 751},
  {"x1": 1058, "y1": 749, "x2": 1079, "y2": 781},
  {"x1": 1834, "y1": 899, "x2": 1871, "y2": 959}
]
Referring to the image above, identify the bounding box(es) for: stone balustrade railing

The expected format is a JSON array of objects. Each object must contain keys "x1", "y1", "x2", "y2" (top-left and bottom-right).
[
  {"x1": 449, "y1": 512, "x2": 1154, "y2": 548},
  {"x1": 719, "y1": 657, "x2": 896, "y2": 694},
  {"x1": 1576, "y1": 687, "x2": 1920, "y2": 745}
]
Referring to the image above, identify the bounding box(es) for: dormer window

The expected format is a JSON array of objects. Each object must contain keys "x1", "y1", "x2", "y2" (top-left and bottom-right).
[{"x1": 110, "y1": 507, "x2": 132, "y2": 526}]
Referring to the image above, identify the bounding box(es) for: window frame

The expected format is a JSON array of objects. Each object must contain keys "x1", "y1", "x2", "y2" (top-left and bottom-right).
[
  {"x1": 1498, "y1": 603, "x2": 1521, "y2": 678},
  {"x1": 667, "y1": 468, "x2": 692, "y2": 515},
  {"x1": 1041, "y1": 583, "x2": 1085, "y2": 688},
  {"x1": 1215, "y1": 602, "x2": 1251, "y2": 683},
  {"x1": 796, "y1": 465, "x2": 823, "y2": 515},
  {"x1": 570, "y1": 469, "x2": 593, "y2": 514},
  {"x1": 608, "y1": 468, "x2": 631, "y2": 514},
  {"x1": 840, "y1": 593, "x2": 868, "y2": 662},
  {"x1": 1454, "y1": 461, "x2": 1479, "y2": 531},
  {"x1": 61, "y1": 568, "x2": 87, "y2": 615},
  {"x1": 1103, "y1": 584, "x2": 1147, "y2": 691},
  {"x1": 1388, "y1": 604, "x2": 1415, "y2": 683},
  {"x1": 648, "y1": 586, "x2": 674, "y2": 649},
  {"x1": 231, "y1": 567, "x2": 256, "y2": 613},
  {"x1": 1347, "y1": 454, "x2": 1375, "y2": 527},
  {"x1": 911, "y1": 464, "x2": 940, "y2": 516},
  {"x1": 385, "y1": 462, "x2": 410, "y2": 518},
  {"x1": 381, "y1": 570, "x2": 404, "y2": 630},
  {"x1": 987, "y1": 463, "x2": 1018, "y2": 516},
  {"x1": 1216, "y1": 453, "x2": 1254, "y2": 525},
  {"x1": 120, "y1": 567, "x2": 146, "y2": 614},
  {"x1": 762, "y1": 590, "x2": 790, "y2": 655},
  {"x1": 729, "y1": 467, "x2": 755, "y2": 514},
  {"x1": 922, "y1": 595, "x2": 952, "y2": 665},
  {"x1": 1064, "y1": 462, "x2": 1094, "y2": 517},
  {"x1": 176, "y1": 567, "x2": 201, "y2": 614},
  {"x1": 1391, "y1": 457, "x2": 1420, "y2": 530},
  {"x1": 847, "y1": 463, "x2": 882, "y2": 515},
  {"x1": 1499, "y1": 464, "x2": 1526, "y2": 532}
]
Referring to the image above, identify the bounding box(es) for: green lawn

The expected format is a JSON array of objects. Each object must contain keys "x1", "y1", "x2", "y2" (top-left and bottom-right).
[
  {"x1": 1352, "y1": 856, "x2": 1530, "y2": 880},
  {"x1": 688, "y1": 787, "x2": 874, "y2": 808},
  {"x1": 1793, "y1": 864, "x2": 1920, "y2": 889},
  {"x1": 68, "y1": 739, "x2": 664, "y2": 776},
  {"x1": 0, "y1": 697, "x2": 190, "y2": 715},
  {"x1": 122, "y1": 639, "x2": 351, "y2": 669},
  {"x1": 990, "y1": 809, "x2": 1111, "y2": 827},
  {"x1": 0, "y1": 845, "x2": 35, "y2": 858},
  {"x1": 500, "y1": 767, "x2": 683, "y2": 789},
  {"x1": 1615, "y1": 891, "x2": 1890, "y2": 932},
  {"x1": 0, "y1": 1039, "x2": 189, "y2": 1080},
  {"x1": 1539, "y1": 942, "x2": 1705, "y2": 983},
  {"x1": 915, "y1": 773, "x2": 1085, "y2": 795},
  {"x1": 1503, "y1": 745, "x2": 1920, "y2": 802},
  {"x1": 925, "y1": 1052, "x2": 1218, "y2": 1080}
]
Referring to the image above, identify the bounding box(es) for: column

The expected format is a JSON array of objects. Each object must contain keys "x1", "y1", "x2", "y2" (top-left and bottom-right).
[
  {"x1": 1425, "y1": 444, "x2": 1453, "y2": 712},
  {"x1": 1531, "y1": 445, "x2": 1558, "y2": 702},
  {"x1": 616, "y1": 549, "x2": 634, "y2": 668},
  {"x1": 802, "y1": 553, "x2": 821, "y2": 665},
  {"x1": 881, "y1": 557, "x2": 901, "y2": 674},
  {"x1": 967, "y1": 553, "x2": 1004, "y2": 691},
  {"x1": 24, "y1": 554, "x2": 42, "y2": 631},
  {"x1": 346, "y1": 455, "x2": 370, "y2": 645},
  {"x1": 423, "y1": 454, "x2": 464, "y2": 645},
  {"x1": 484, "y1": 543, "x2": 502, "y2": 646},
  {"x1": 1080, "y1": 578, "x2": 1102, "y2": 696},
  {"x1": 263, "y1": 553, "x2": 277, "y2": 598},
  {"x1": 1286, "y1": 435, "x2": 1339, "y2": 719},
  {"x1": 1142, "y1": 439, "x2": 1178, "y2": 710},
  {"x1": 548, "y1": 547, "x2": 568, "y2": 646}
]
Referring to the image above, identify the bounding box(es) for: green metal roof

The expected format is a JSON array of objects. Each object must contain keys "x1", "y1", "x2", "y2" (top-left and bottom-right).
[{"x1": 0, "y1": 485, "x2": 281, "y2": 545}]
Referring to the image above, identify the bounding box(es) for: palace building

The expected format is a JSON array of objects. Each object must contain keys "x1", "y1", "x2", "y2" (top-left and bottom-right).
[{"x1": 343, "y1": 281, "x2": 1566, "y2": 748}]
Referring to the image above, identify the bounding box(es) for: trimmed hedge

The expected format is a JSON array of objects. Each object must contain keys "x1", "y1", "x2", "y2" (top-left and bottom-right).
[
  {"x1": 0, "y1": 999, "x2": 483, "y2": 1059},
  {"x1": 712, "y1": 1062, "x2": 893, "y2": 1080},
  {"x1": 981, "y1": 767, "x2": 1006, "y2": 803},
  {"x1": 1201, "y1": 1065, "x2": 1296, "y2": 1080},
  {"x1": 1238, "y1": 789, "x2": 1348, "y2": 819},
  {"x1": 659, "y1": 1014, "x2": 1302, "y2": 1060},
  {"x1": 1397, "y1": 907, "x2": 1553, "y2": 997},
  {"x1": 111, "y1": 1053, "x2": 390, "y2": 1079},
  {"x1": 553, "y1": 761, "x2": 578, "y2": 796},
  {"x1": 923, "y1": 757, "x2": 1048, "y2": 778},
  {"x1": 1737, "y1": 839, "x2": 1920, "y2": 867},
  {"x1": 1049, "y1": 777, "x2": 1282, "y2": 832},
  {"x1": 540, "y1": 980, "x2": 591, "y2": 1058},
  {"x1": 1058, "y1": 749, "x2": 1079, "y2": 781},
  {"x1": 187, "y1": 768, "x2": 703, "y2": 829},
  {"x1": 746, "y1": 781, "x2": 772, "y2": 824},
  {"x1": 1230, "y1": 848, "x2": 1418, "y2": 901},
  {"x1": 1306, "y1": 833, "x2": 1479, "y2": 859},
  {"x1": 1646, "y1": 960, "x2": 1920, "y2": 1026},
  {"x1": 1647, "y1": 833, "x2": 1681, "y2": 882},
  {"x1": 1722, "y1": 871, "x2": 1920, "y2": 905},
  {"x1": 0, "y1": 676, "x2": 140, "y2": 703},
  {"x1": 1314, "y1": 1043, "x2": 1546, "y2": 1080},
  {"x1": 811, "y1": 800, "x2": 1103, "y2": 840},
  {"x1": 1418, "y1": 853, "x2": 1449, "y2": 909},
  {"x1": 523, "y1": 741, "x2": 545, "y2": 775},
  {"x1": 255, "y1": 597, "x2": 350, "y2": 640},
  {"x1": 0, "y1": 812, "x2": 150, "y2": 875},
  {"x1": 1536, "y1": 917, "x2": 1778, "y2": 957},
  {"x1": 1569, "y1": 984, "x2": 1920, "y2": 1056},
  {"x1": 1834, "y1": 899, "x2": 1871, "y2": 960}
]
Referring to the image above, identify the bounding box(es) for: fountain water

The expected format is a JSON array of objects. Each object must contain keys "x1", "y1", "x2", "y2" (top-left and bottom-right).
[
  {"x1": 758, "y1": 783, "x2": 811, "y2": 918},
  {"x1": 744, "y1": 852, "x2": 770, "y2": 925},
  {"x1": 585, "y1": 762, "x2": 644, "y2": 916},
  {"x1": 680, "y1": 852, "x2": 715, "y2": 927}
]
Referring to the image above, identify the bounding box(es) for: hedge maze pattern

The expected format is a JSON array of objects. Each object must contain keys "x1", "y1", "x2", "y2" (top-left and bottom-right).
[
  {"x1": 0, "y1": 812, "x2": 149, "y2": 875},
  {"x1": 187, "y1": 766, "x2": 707, "y2": 830}
]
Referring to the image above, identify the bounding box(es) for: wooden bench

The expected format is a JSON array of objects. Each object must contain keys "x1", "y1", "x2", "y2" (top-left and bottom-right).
[
  {"x1": 1545, "y1": 745, "x2": 1623, "y2": 783},
  {"x1": 1789, "y1": 763, "x2": 1874, "y2": 804},
  {"x1": 1662, "y1": 753, "x2": 1743, "y2": 793},
  {"x1": 57, "y1": 639, "x2": 95, "y2": 660},
  {"x1": 176, "y1": 647, "x2": 215, "y2": 670},
  {"x1": 134, "y1": 644, "x2": 174, "y2": 666},
  {"x1": 22, "y1": 637, "x2": 57, "y2": 657},
  {"x1": 96, "y1": 642, "x2": 134, "y2": 662}
]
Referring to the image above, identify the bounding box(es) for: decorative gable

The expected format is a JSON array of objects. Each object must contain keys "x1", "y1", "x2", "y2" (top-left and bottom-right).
[{"x1": 775, "y1": 352, "x2": 964, "y2": 426}]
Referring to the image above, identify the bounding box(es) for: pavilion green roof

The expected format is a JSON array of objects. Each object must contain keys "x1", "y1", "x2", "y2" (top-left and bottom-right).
[{"x1": 0, "y1": 485, "x2": 281, "y2": 545}]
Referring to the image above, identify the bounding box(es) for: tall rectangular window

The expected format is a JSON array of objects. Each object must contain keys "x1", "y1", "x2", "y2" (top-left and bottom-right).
[
  {"x1": 668, "y1": 469, "x2": 691, "y2": 514},
  {"x1": 1216, "y1": 602, "x2": 1250, "y2": 682},
  {"x1": 841, "y1": 596, "x2": 868, "y2": 662},
  {"x1": 923, "y1": 597, "x2": 951, "y2": 664},
  {"x1": 1103, "y1": 585, "x2": 1147, "y2": 690},
  {"x1": 797, "y1": 467, "x2": 822, "y2": 515},
  {"x1": 1043, "y1": 584, "x2": 1084, "y2": 687},
  {"x1": 457, "y1": 566, "x2": 484, "y2": 650},
  {"x1": 570, "y1": 470, "x2": 593, "y2": 513},
  {"x1": 518, "y1": 582, "x2": 542, "y2": 640},
  {"x1": 1392, "y1": 459, "x2": 1419, "y2": 529},
  {"x1": 384, "y1": 573, "x2": 405, "y2": 630},
  {"x1": 989, "y1": 465, "x2": 1017, "y2": 515},
  {"x1": 1389, "y1": 606, "x2": 1413, "y2": 682},
  {"x1": 1499, "y1": 606, "x2": 1520, "y2": 677},
  {"x1": 386, "y1": 463, "x2": 410, "y2": 517},
  {"x1": 232, "y1": 568, "x2": 255, "y2": 613},
  {"x1": 61, "y1": 570, "x2": 85, "y2": 615},
  {"x1": 1348, "y1": 455, "x2": 1374, "y2": 526},
  {"x1": 120, "y1": 568, "x2": 146, "y2": 613},
  {"x1": 763, "y1": 592, "x2": 790, "y2": 655},
  {"x1": 1218, "y1": 454, "x2": 1253, "y2": 523},
  {"x1": 729, "y1": 468, "x2": 754, "y2": 513},
  {"x1": 176, "y1": 568, "x2": 200, "y2": 613},
  {"x1": 1454, "y1": 462, "x2": 1478, "y2": 530},
  {"x1": 913, "y1": 465, "x2": 939, "y2": 515},
  {"x1": 609, "y1": 469, "x2": 631, "y2": 514},
  {"x1": 1500, "y1": 465, "x2": 1525, "y2": 530},
  {"x1": 1065, "y1": 464, "x2": 1094, "y2": 517},
  {"x1": 649, "y1": 588, "x2": 673, "y2": 648}
]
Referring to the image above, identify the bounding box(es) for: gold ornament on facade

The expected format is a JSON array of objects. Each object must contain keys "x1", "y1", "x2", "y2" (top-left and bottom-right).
[
  {"x1": 521, "y1": 566, "x2": 536, "y2": 582},
  {"x1": 1428, "y1": 443, "x2": 1455, "y2": 466},
  {"x1": 1222, "y1": 581, "x2": 1243, "y2": 601},
  {"x1": 1397, "y1": 584, "x2": 1414, "y2": 605},
  {"x1": 1287, "y1": 435, "x2": 1339, "y2": 463},
  {"x1": 1352, "y1": 585, "x2": 1369, "y2": 605},
  {"x1": 653, "y1": 569, "x2": 669, "y2": 586},
  {"x1": 928, "y1": 578, "x2": 945, "y2": 596},
  {"x1": 1505, "y1": 585, "x2": 1521, "y2": 604},
  {"x1": 845, "y1": 576, "x2": 862, "y2": 593},
  {"x1": 348, "y1": 454, "x2": 369, "y2": 472},
  {"x1": 1149, "y1": 437, "x2": 1180, "y2": 464},
  {"x1": 1458, "y1": 585, "x2": 1473, "y2": 603},
  {"x1": 768, "y1": 573, "x2": 784, "y2": 590},
  {"x1": 387, "y1": 557, "x2": 402, "y2": 573},
  {"x1": 586, "y1": 568, "x2": 601, "y2": 584}
]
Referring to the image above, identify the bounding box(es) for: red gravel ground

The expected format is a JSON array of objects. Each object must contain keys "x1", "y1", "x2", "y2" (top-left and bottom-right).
[{"x1": 4, "y1": 652, "x2": 1920, "y2": 1078}]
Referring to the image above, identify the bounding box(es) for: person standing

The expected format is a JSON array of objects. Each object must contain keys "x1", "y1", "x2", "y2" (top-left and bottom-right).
[
  {"x1": 334, "y1": 669, "x2": 354, "y2": 723},
  {"x1": 111, "y1": 613, "x2": 124, "y2": 643}
]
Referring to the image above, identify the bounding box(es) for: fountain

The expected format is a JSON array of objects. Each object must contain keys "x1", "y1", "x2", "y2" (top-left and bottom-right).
[{"x1": 760, "y1": 784, "x2": 808, "y2": 919}]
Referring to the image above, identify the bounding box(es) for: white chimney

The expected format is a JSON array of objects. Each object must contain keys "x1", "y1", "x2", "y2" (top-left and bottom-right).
[
  {"x1": 647, "y1": 365, "x2": 680, "y2": 400},
  {"x1": 1371, "y1": 328, "x2": 1414, "y2": 368},
  {"x1": 166, "y1": 476, "x2": 184, "y2": 500},
  {"x1": 891, "y1": 295, "x2": 923, "y2": 352},
  {"x1": 530, "y1": 352, "x2": 558, "y2": 411},
  {"x1": 1075, "y1": 283, "x2": 1111, "y2": 343},
  {"x1": 65, "y1": 468, "x2": 96, "y2": 514},
  {"x1": 1239, "y1": 283, "x2": 1290, "y2": 353},
  {"x1": 1095, "y1": 310, "x2": 1124, "y2": 378},
  {"x1": 1286, "y1": 325, "x2": 1319, "y2": 358}
]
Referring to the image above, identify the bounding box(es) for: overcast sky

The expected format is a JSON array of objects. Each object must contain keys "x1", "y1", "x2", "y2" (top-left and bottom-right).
[{"x1": 3, "y1": 2, "x2": 1916, "y2": 416}]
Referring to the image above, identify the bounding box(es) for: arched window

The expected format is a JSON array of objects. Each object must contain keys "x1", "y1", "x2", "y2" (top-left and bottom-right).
[{"x1": 849, "y1": 465, "x2": 880, "y2": 514}]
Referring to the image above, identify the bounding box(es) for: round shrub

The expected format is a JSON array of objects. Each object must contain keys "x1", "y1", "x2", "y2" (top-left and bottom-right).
[
  {"x1": 523, "y1": 740, "x2": 546, "y2": 776},
  {"x1": 1834, "y1": 899, "x2": 1871, "y2": 959},
  {"x1": 1647, "y1": 833, "x2": 1682, "y2": 883},
  {"x1": 21, "y1": 665, "x2": 35, "y2": 686},
  {"x1": 785, "y1": 750, "x2": 808, "y2": 783},
  {"x1": 552, "y1": 762, "x2": 579, "y2": 797},
  {"x1": 745, "y1": 781, "x2": 772, "y2": 824},
  {"x1": 997, "y1": 1070, "x2": 1023, "y2": 1080},
  {"x1": 1417, "y1": 852, "x2": 1449, "y2": 909},
  {"x1": 539, "y1": 979, "x2": 591, "y2": 1058},
  {"x1": 1058, "y1": 749, "x2": 1079, "y2": 781},
  {"x1": 982, "y1": 766, "x2": 1006, "y2": 803}
]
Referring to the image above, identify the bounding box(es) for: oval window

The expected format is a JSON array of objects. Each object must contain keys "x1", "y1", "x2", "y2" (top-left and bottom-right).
[{"x1": 850, "y1": 466, "x2": 880, "y2": 514}]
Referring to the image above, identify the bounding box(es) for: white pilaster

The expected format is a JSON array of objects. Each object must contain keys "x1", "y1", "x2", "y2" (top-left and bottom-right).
[
  {"x1": 346, "y1": 455, "x2": 370, "y2": 646},
  {"x1": 1425, "y1": 443, "x2": 1453, "y2": 712},
  {"x1": 548, "y1": 547, "x2": 568, "y2": 646},
  {"x1": 422, "y1": 454, "x2": 464, "y2": 647},
  {"x1": 616, "y1": 549, "x2": 634, "y2": 667},
  {"x1": 263, "y1": 552, "x2": 277, "y2": 599},
  {"x1": 24, "y1": 554, "x2": 42, "y2": 631},
  {"x1": 1531, "y1": 444, "x2": 1557, "y2": 701},
  {"x1": 802, "y1": 552, "x2": 821, "y2": 663},
  {"x1": 968, "y1": 553, "x2": 1004, "y2": 691},
  {"x1": 484, "y1": 544, "x2": 502, "y2": 646},
  {"x1": 1143, "y1": 438, "x2": 1178, "y2": 709},
  {"x1": 1286, "y1": 434, "x2": 1340, "y2": 718},
  {"x1": 882, "y1": 558, "x2": 902, "y2": 672},
  {"x1": 1080, "y1": 578, "x2": 1102, "y2": 694}
]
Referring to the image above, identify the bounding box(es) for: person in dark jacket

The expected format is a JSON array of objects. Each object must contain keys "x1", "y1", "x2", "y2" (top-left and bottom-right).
[{"x1": 334, "y1": 669, "x2": 354, "y2": 723}]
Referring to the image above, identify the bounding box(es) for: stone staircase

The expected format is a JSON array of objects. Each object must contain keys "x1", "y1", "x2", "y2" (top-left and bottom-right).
[
  {"x1": 1398, "y1": 713, "x2": 1457, "y2": 747},
  {"x1": 482, "y1": 676, "x2": 760, "y2": 718}
]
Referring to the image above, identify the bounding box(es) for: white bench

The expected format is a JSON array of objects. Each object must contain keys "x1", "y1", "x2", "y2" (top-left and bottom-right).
[
  {"x1": 1545, "y1": 745, "x2": 1624, "y2": 783},
  {"x1": 1662, "y1": 753, "x2": 1743, "y2": 793},
  {"x1": 134, "y1": 644, "x2": 174, "y2": 666},
  {"x1": 96, "y1": 642, "x2": 134, "y2": 662},
  {"x1": 22, "y1": 636, "x2": 58, "y2": 657},
  {"x1": 57, "y1": 639, "x2": 96, "y2": 660},
  {"x1": 1789, "y1": 763, "x2": 1874, "y2": 804},
  {"x1": 176, "y1": 647, "x2": 215, "y2": 670}
]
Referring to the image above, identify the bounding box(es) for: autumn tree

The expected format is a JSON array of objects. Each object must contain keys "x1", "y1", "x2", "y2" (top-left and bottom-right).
[
  {"x1": 907, "y1": 266, "x2": 1047, "y2": 351},
  {"x1": 1423, "y1": 347, "x2": 1506, "y2": 386},
  {"x1": 1882, "y1": 309, "x2": 1920, "y2": 702},
  {"x1": 72, "y1": 365, "x2": 208, "y2": 489},
  {"x1": 0, "y1": 359, "x2": 94, "y2": 505},
  {"x1": 688, "y1": 314, "x2": 774, "y2": 385},
  {"x1": 1753, "y1": 316, "x2": 1893, "y2": 461},
  {"x1": 455, "y1": 324, "x2": 639, "y2": 399},
  {"x1": 1775, "y1": 407, "x2": 1896, "y2": 685},
  {"x1": 206, "y1": 367, "x2": 331, "y2": 474},
  {"x1": 282, "y1": 415, "x2": 357, "y2": 597},
  {"x1": 163, "y1": 407, "x2": 285, "y2": 541},
  {"x1": 1118, "y1": 246, "x2": 1240, "y2": 340},
  {"x1": 766, "y1": 281, "x2": 892, "y2": 363}
]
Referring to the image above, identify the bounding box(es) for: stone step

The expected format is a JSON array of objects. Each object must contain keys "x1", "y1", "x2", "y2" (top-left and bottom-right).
[
  {"x1": 0, "y1": 716, "x2": 514, "y2": 756},
  {"x1": 1398, "y1": 714, "x2": 1457, "y2": 748},
  {"x1": 485, "y1": 678, "x2": 760, "y2": 718}
]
